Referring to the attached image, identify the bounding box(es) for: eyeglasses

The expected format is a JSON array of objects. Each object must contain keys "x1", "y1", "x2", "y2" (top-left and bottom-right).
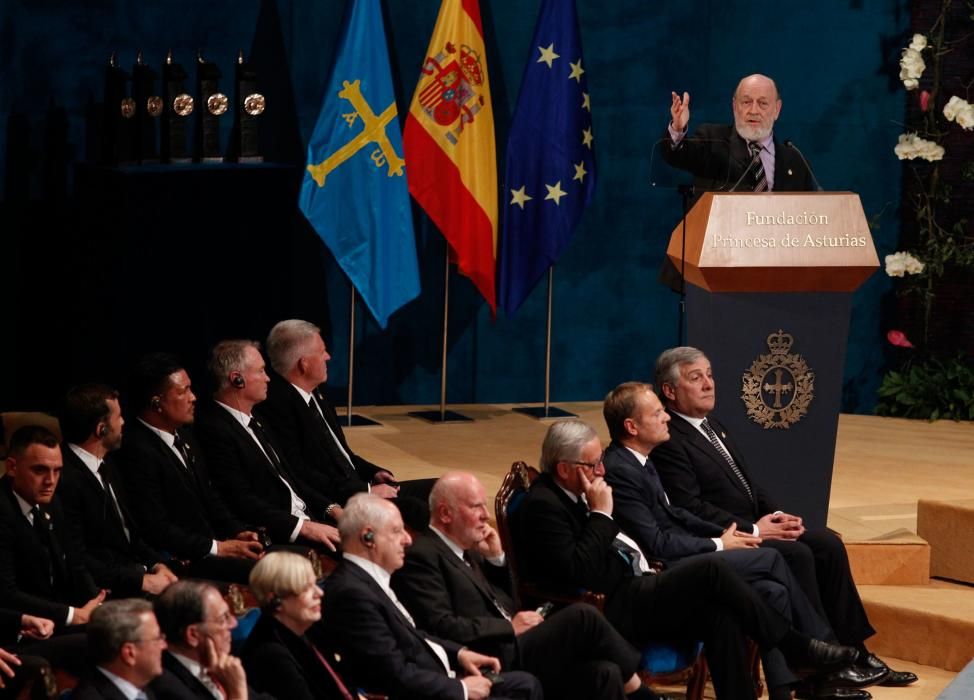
[
  {"x1": 201, "y1": 610, "x2": 235, "y2": 627},
  {"x1": 131, "y1": 633, "x2": 166, "y2": 645},
  {"x1": 570, "y1": 451, "x2": 605, "y2": 470}
]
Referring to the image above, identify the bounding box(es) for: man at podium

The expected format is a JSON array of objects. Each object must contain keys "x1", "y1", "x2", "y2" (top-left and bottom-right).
[{"x1": 663, "y1": 74, "x2": 815, "y2": 201}]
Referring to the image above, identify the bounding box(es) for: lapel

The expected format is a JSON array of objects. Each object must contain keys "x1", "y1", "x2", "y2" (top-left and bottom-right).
[
  {"x1": 538, "y1": 473, "x2": 587, "y2": 532},
  {"x1": 135, "y1": 422, "x2": 201, "y2": 495},
  {"x1": 162, "y1": 652, "x2": 211, "y2": 699},
  {"x1": 309, "y1": 387, "x2": 355, "y2": 476},
  {"x1": 63, "y1": 447, "x2": 132, "y2": 538},
  {"x1": 213, "y1": 402, "x2": 286, "y2": 481},
  {"x1": 667, "y1": 412, "x2": 754, "y2": 502},
  {"x1": 342, "y1": 560, "x2": 432, "y2": 649},
  {"x1": 2, "y1": 482, "x2": 66, "y2": 586}
]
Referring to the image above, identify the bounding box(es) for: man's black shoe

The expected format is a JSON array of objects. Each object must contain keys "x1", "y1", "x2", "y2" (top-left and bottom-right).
[
  {"x1": 813, "y1": 664, "x2": 888, "y2": 689},
  {"x1": 794, "y1": 687, "x2": 872, "y2": 700},
  {"x1": 789, "y1": 639, "x2": 860, "y2": 675},
  {"x1": 855, "y1": 652, "x2": 919, "y2": 686}
]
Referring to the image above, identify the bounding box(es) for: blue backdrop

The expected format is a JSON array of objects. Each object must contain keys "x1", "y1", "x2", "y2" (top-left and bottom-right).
[{"x1": 0, "y1": 0, "x2": 909, "y2": 412}]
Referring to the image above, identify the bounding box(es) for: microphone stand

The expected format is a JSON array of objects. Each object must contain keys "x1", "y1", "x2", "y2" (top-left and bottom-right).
[{"x1": 677, "y1": 183, "x2": 693, "y2": 346}]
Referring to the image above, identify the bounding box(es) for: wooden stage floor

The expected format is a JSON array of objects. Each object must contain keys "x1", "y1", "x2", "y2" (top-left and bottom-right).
[{"x1": 341, "y1": 403, "x2": 974, "y2": 699}]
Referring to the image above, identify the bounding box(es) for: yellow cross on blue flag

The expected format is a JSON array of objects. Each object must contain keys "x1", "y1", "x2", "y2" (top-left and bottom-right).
[
  {"x1": 498, "y1": 0, "x2": 596, "y2": 317},
  {"x1": 299, "y1": 0, "x2": 419, "y2": 328}
]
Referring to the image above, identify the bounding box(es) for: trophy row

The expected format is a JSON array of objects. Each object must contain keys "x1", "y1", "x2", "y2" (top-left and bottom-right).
[{"x1": 103, "y1": 50, "x2": 266, "y2": 166}]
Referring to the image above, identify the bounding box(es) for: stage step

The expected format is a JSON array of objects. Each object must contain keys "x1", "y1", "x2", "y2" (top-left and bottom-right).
[
  {"x1": 860, "y1": 580, "x2": 974, "y2": 673},
  {"x1": 917, "y1": 499, "x2": 974, "y2": 585},
  {"x1": 845, "y1": 529, "x2": 930, "y2": 585}
]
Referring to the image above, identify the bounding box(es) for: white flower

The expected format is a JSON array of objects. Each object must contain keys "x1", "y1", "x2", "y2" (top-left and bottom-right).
[
  {"x1": 909, "y1": 34, "x2": 927, "y2": 51},
  {"x1": 885, "y1": 252, "x2": 925, "y2": 277},
  {"x1": 899, "y1": 47, "x2": 925, "y2": 89},
  {"x1": 943, "y1": 95, "x2": 966, "y2": 121},
  {"x1": 894, "y1": 133, "x2": 945, "y2": 161},
  {"x1": 956, "y1": 104, "x2": 974, "y2": 130}
]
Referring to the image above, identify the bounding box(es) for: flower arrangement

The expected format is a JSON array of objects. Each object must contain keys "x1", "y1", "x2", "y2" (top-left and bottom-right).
[{"x1": 877, "y1": 5, "x2": 974, "y2": 421}]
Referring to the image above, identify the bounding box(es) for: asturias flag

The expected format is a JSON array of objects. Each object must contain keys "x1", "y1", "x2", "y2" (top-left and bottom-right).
[
  {"x1": 299, "y1": 0, "x2": 419, "y2": 329},
  {"x1": 498, "y1": 0, "x2": 596, "y2": 316},
  {"x1": 403, "y1": 0, "x2": 498, "y2": 312}
]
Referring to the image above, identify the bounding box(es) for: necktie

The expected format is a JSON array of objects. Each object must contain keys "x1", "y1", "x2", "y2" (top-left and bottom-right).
[
  {"x1": 248, "y1": 417, "x2": 286, "y2": 476},
  {"x1": 98, "y1": 462, "x2": 131, "y2": 542},
  {"x1": 463, "y1": 552, "x2": 512, "y2": 620},
  {"x1": 30, "y1": 506, "x2": 56, "y2": 585},
  {"x1": 199, "y1": 670, "x2": 226, "y2": 700},
  {"x1": 172, "y1": 430, "x2": 194, "y2": 470},
  {"x1": 700, "y1": 419, "x2": 753, "y2": 501},
  {"x1": 309, "y1": 395, "x2": 355, "y2": 474},
  {"x1": 612, "y1": 537, "x2": 643, "y2": 576},
  {"x1": 748, "y1": 142, "x2": 768, "y2": 192}
]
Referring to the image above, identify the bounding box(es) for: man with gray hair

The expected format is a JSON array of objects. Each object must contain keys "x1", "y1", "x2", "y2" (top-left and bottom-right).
[
  {"x1": 73, "y1": 599, "x2": 166, "y2": 700},
  {"x1": 320, "y1": 494, "x2": 542, "y2": 700},
  {"x1": 256, "y1": 319, "x2": 433, "y2": 529},
  {"x1": 194, "y1": 339, "x2": 341, "y2": 552},
  {"x1": 515, "y1": 419, "x2": 861, "y2": 700},
  {"x1": 651, "y1": 347, "x2": 917, "y2": 689},
  {"x1": 662, "y1": 74, "x2": 814, "y2": 202}
]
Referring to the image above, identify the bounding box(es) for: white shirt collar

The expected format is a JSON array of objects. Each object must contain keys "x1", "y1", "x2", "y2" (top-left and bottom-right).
[
  {"x1": 625, "y1": 446, "x2": 649, "y2": 466},
  {"x1": 68, "y1": 443, "x2": 102, "y2": 476},
  {"x1": 13, "y1": 490, "x2": 35, "y2": 520},
  {"x1": 429, "y1": 525, "x2": 465, "y2": 561},
  {"x1": 290, "y1": 383, "x2": 314, "y2": 405},
  {"x1": 215, "y1": 400, "x2": 252, "y2": 426},
  {"x1": 672, "y1": 409, "x2": 706, "y2": 429},
  {"x1": 137, "y1": 418, "x2": 176, "y2": 447},
  {"x1": 555, "y1": 481, "x2": 580, "y2": 504},
  {"x1": 96, "y1": 667, "x2": 145, "y2": 700},
  {"x1": 344, "y1": 553, "x2": 393, "y2": 591},
  {"x1": 169, "y1": 651, "x2": 203, "y2": 678}
]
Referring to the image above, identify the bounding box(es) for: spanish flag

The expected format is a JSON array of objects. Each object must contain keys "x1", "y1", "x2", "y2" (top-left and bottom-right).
[{"x1": 403, "y1": 0, "x2": 497, "y2": 312}]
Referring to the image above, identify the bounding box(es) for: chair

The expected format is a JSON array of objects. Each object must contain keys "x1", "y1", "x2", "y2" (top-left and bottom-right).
[{"x1": 495, "y1": 461, "x2": 708, "y2": 700}]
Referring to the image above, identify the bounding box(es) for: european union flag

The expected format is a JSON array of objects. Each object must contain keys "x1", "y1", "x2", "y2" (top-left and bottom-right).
[
  {"x1": 498, "y1": 0, "x2": 596, "y2": 317},
  {"x1": 299, "y1": 0, "x2": 419, "y2": 328}
]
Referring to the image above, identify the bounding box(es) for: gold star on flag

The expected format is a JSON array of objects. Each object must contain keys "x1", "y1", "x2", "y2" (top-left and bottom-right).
[
  {"x1": 544, "y1": 181, "x2": 567, "y2": 205},
  {"x1": 573, "y1": 161, "x2": 588, "y2": 183},
  {"x1": 510, "y1": 186, "x2": 533, "y2": 210},
  {"x1": 568, "y1": 59, "x2": 584, "y2": 83},
  {"x1": 537, "y1": 43, "x2": 559, "y2": 69},
  {"x1": 582, "y1": 127, "x2": 594, "y2": 149},
  {"x1": 582, "y1": 92, "x2": 591, "y2": 111}
]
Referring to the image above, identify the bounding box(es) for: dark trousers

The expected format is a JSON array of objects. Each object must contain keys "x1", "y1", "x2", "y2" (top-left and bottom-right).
[
  {"x1": 605, "y1": 556, "x2": 794, "y2": 700},
  {"x1": 762, "y1": 528, "x2": 875, "y2": 646},
  {"x1": 486, "y1": 670, "x2": 544, "y2": 700},
  {"x1": 183, "y1": 555, "x2": 255, "y2": 585},
  {"x1": 517, "y1": 603, "x2": 640, "y2": 700}
]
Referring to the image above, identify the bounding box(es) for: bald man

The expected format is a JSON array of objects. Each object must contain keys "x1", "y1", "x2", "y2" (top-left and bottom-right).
[{"x1": 662, "y1": 73, "x2": 815, "y2": 201}]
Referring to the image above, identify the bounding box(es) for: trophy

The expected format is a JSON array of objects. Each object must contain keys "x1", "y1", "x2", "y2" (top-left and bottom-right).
[
  {"x1": 196, "y1": 50, "x2": 227, "y2": 163},
  {"x1": 132, "y1": 50, "x2": 161, "y2": 164},
  {"x1": 231, "y1": 50, "x2": 265, "y2": 162},
  {"x1": 103, "y1": 52, "x2": 135, "y2": 165},
  {"x1": 161, "y1": 50, "x2": 193, "y2": 163}
]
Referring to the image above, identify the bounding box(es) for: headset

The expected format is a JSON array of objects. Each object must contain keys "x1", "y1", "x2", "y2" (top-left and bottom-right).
[
  {"x1": 362, "y1": 529, "x2": 375, "y2": 546},
  {"x1": 230, "y1": 373, "x2": 245, "y2": 389},
  {"x1": 150, "y1": 396, "x2": 162, "y2": 411},
  {"x1": 96, "y1": 423, "x2": 107, "y2": 439}
]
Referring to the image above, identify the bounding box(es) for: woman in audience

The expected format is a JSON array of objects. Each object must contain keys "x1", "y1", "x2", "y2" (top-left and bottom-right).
[{"x1": 242, "y1": 552, "x2": 348, "y2": 700}]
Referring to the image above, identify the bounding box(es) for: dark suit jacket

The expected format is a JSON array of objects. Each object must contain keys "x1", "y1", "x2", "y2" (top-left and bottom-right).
[
  {"x1": 151, "y1": 651, "x2": 276, "y2": 700},
  {"x1": 603, "y1": 441, "x2": 724, "y2": 564},
  {"x1": 0, "y1": 479, "x2": 99, "y2": 624},
  {"x1": 115, "y1": 420, "x2": 245, "y2": 561},
  {"x1": 58, "y1": 446, "x2": 164, "y2": 598},
  {"x1": 240, "y1": 613, "x2": 346, "y2": 700},
  {"x1": 256, "y1": 373, "x2": 382, "y2": 505},
  {"x1": 660, "y1": 123, "x2": 814, "y2": 203},
  {"x1": 515, "y1": 473, "x2": 631, "y2": 598},
  {"x1": 72, "y1": 668, "x2": 157, "y2": 700},
  {"x1": 320, "y1": 559, "x2": 466, "y2": 700},
  {"x1": 1, "y1": 608, "x2": 21, "y2": 645},
  {"x1": 194, "y1": 401, "x2": 332, "y2": 544},
  {"x1": 392, "y1": 529, "x2": 517, "y2": 665},
  {"x1": 652, "y1": 412, "x2": 779, "y2": 531}
]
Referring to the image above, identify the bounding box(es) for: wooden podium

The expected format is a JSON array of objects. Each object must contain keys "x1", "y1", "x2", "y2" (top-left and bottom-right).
[{"x1": 667, "y1": 192, "x2": 879, "y2": 528}]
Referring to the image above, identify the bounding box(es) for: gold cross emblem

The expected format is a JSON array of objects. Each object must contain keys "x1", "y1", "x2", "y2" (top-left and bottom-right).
[{"x1": 307, "y1": 80, "x2": 405, "y2": 187}]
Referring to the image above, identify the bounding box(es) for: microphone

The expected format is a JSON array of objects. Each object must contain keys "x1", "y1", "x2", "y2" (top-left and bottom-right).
[
  {"x1": 727, "y1": 142, "x2": 765, "y2": 193},
  {"x1": 783, "y1": 139, "x2": 823, "y2": 191}
]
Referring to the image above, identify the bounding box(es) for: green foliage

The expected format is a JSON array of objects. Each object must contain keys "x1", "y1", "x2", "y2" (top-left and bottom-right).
[{"x1": 876, "y1": 354, "x2": 974, "y2": 421}]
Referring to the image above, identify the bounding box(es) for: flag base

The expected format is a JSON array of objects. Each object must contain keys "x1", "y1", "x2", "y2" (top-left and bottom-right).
[
  {"x1": 512, "y1": 405, "x2": 577, "y2": 420},
  {"x1": 408, "y1": 409, "x2": 474, "y2": 424},
  {"x1": 337, "y1": 413, "x2": 382, "y2": 427}
]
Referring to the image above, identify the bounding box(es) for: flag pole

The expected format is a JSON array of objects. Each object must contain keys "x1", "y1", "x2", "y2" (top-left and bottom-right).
[
  {"x1": 409, "y1": 243, "x2": 473, "y2": 423},
  {"x1": 513, "y1": 266, "x2": 576, "y2": 420},
  {"x1": 342, "y1": 284, "x2": 380, "y2": 427}
]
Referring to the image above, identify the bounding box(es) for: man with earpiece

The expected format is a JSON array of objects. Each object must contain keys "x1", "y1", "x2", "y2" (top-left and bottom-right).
[
  {"x1": 194, "y1": 339, "x2": 343, "y2": 552},
  {"x1": 320, "y1": 494, "x2": 543, "y2": 700}
]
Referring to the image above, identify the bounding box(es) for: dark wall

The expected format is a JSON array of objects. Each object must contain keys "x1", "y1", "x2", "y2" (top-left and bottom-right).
[{"x1": 0, "y1": 0, "x2": 909, "y2": 412}]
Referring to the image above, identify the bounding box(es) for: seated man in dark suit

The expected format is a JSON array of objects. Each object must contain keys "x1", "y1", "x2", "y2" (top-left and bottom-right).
[
  {"x1": 393, "y1": 471, "x2": 659, "y2": 700},
  {"x1": 151, "y1": 580, "x2": 271, "y2": 700},
  {"x1": 601, "y1": 383, "x2": 884, "y2": 700},
  {"x1": 58, "y1": 384, "x2": 178, "y2": 598},
  {"x1": 257, "y1": 319, "x2": 434, "y2": 529},
  {"x1": 194, "y1": 339, "x2": 340, "y2": 551},
  {"x1": 73, "y1": 599, "x2": 165, "y2": 700},
  {"x1": 662, "y1": 74, "x2": 814, "y2": 200},
  {"x1": 319, "y1": 494, "x2": 542, "y2": 700},
  {"x1": 516, "y1": 419, "x2": 860, "y2": 700},
  {"x1": 116, "y1": 353, "x2": 263, "y2": 584},
  {"x1": 0, "y1": 426, "x2": 106, "y2": 629},
  {"x1": 651, "y1": 347, "x2": 917, "y2": 689}
]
